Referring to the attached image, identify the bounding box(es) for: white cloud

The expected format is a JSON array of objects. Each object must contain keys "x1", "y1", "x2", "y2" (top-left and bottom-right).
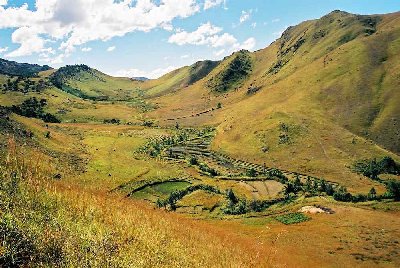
[
  {"x1": 204, "y1": 0, "x2": 224, "y2": 10},
  {"x1": 113, "y1": 65, "x2": 177, "y2": 79},
  {"x1": 240, "y1": 9, "x2": 252, "y2": 24},
  {"x1": 237, "y1": 37, "x2": 256, "y2": 50},
  {"x1": 81, "y1": 47, "x2": 92, "y2": 52},
  {"x1": 6, "y1": 27, "x2": 46, "y2": 57},
  {"x1": 0, "y1": 0, "x2": 200, "y2": 58},
  {"x1": 168, "y1": 22, "x2": 236, "y2": 47},
  {"x1": 0, "y1": 0, "x2": 7, "y2": 6},
  {"x1": 0, "y1": 47, "x2": 8, "y2": 53},
  {"x1": 107, "y1": 46, "x2": 116, "y2": 52},
  {"x1": 181, "y1": 54, "x2": 190, "y2": 59},
  {"x1": 251, "y1": 22, "x2": 257, "y2": 29}
]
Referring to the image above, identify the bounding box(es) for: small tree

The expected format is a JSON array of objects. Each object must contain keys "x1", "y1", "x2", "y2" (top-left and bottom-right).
[
  {"x1": 333, "y1": 186, "x2": 352, "y2": 202},
  {"x1": 246, "y1": 168, "x2": 257, "y2": 177},
  {"x1": 386, "y1": 180, "x2": 400, "y2": 201},
  {"x1": 189, "y1": 156, "x2": 198, "y2": 165},
  {"x1": 226, "y1": 189, "x2": 238, "y2": 204},
  {"x1": 305, "y1": 177, "x2": 312, "y2": 192},
  {"x1": 325, "y1": 183, "x2": 334, "y2": 196},
  {"x1": 368, "y1": 187, "x2": 377, "y2": 200},
  {"x1": 294, "y1": 175, "x2": 302, "y2": 191},
  {"x1": 45, "y1": 131, "x2": 51, "y2": 139}
]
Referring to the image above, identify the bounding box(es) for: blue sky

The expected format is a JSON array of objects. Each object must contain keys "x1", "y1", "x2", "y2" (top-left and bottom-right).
[{"x1": 0, "y1": 0, "x2": 399, "y2": 78}]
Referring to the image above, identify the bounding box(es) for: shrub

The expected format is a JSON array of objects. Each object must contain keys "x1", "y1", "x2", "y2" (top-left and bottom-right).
[
  {"x1": 333, "y1": 186, "x2": 353, "y2": 202},
  {"x1": 275, "y1": 213, "x2": 310, "y2": 225},
  {"x1": 246, "y1": 168, "x2": 257, "y2": 177},
  {"x1": 385, "y1": 180, "x2": 400, "y2": 201}
]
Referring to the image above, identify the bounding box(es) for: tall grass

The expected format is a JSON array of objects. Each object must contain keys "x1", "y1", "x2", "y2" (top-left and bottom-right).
[{"x1": 0, "y1": 138, "x2": 272, "y2": 267}]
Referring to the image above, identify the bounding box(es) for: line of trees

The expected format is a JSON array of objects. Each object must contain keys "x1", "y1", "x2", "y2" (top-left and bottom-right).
[{"x1": 11, "y1": 97, "x2": 60, "y2": 123}]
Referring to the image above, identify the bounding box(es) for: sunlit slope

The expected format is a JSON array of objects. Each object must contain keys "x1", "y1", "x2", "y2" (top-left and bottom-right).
[
  {"x1": 141, "y1": 60, "x2": 219, "y2": 98},
  {"x1": 50, "y1": 65, "x2": 139, "y2": 101},
  {"x1": 142, "y1": 11, "x2": 400, "y2": 191}
]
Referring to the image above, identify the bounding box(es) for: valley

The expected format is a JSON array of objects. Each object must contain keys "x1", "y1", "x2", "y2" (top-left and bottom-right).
[{"x1": 0, "y1": 9, "x2": 399, "y2": 268}]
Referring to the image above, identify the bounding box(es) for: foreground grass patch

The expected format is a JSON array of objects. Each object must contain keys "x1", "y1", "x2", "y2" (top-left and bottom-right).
[{"x1": 275, "y1": 213, "x2": 311, "y2": 225}]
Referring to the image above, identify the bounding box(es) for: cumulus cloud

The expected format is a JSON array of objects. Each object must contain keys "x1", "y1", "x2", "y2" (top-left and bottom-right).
[
  {"x1": 81, "y1": 47, "x2": 92, "y2": 52},
  {"x1": 6, "y1": 27, "x2": 46, "y2": 57},
  {"x1": 237, "y1": 37, "x2": 256, "y2": 50},
  {"x1": 204, "y1": 0, "x2": 224, "y2": 10},
  {"x1": 107, "y1": 46, "x2": 116, "y2": 52},
  {"x1": 113, "y1": 65, "x2": 177, "y2": 79},
  {"x1": 213, "y1": 37, "x2": 256, "y2": 58},
  {"x1": 0, "y1": 0, "x2": 201, "y2": 61},
  {"x1": 168, "y1": 22, "x2": 237, "y2": 47}
]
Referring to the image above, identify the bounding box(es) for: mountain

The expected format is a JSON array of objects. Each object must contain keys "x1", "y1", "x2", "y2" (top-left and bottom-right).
[
  {"x1": 0, "y1": 58, "x2": 51, "y2": 77},
  {"x1": 138, "y1": 10, "x2": 400, "y2": 191}
]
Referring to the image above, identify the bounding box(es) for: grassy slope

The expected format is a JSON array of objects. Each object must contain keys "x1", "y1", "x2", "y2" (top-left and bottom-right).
[
  {"x1": 142, "y1": 11, "x2": 400, "y2": 192},
  {"x1": 65, "y1": 69, "x2": 139, "y2": 100},
  {"x1": 140, "y1": 60, "x2": 219, "y2": 98}
]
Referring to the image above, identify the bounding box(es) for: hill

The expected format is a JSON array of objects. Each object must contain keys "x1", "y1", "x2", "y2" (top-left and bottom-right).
[
  {"x1": 0, "y1": 58, "x2": 51, "y2": 77},
  {"x1": 140, "y1": 60, "x2": 219, "y2": 98},
  {"x1": 49, "y1": 64, "x2": 139, "y2": 101}
]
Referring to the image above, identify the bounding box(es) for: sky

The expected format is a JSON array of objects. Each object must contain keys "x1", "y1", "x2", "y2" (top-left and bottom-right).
[{"x1": 0, "y1": 0, "x2": 399, "y2": 79}]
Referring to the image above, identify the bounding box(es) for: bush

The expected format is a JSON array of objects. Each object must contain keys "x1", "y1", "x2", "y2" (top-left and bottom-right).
[
  {"x1": 275, "y1": 213, "x2": 310, "y2": 225},
  {"x1": 246, "y1": 168, "x2": 257, "y2": 177},
  {"x1": 385, "y1": 180, "x2": 400, "y2": 201},
  {"x1": 333, "y1": 187, "x2": 353, "y2": 202}
]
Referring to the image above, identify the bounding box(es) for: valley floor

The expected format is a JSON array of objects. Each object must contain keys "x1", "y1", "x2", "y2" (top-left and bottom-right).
[{"x1": 1, "y1": 117, "x2": 399, "y2": 267}]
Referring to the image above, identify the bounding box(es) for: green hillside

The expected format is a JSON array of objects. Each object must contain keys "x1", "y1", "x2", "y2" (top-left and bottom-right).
[{"x1": 50, "y1": 64, "x2": 139, "y2": 101}]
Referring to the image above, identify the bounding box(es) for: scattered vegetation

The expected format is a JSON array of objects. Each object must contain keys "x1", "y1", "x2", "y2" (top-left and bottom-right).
[
  {"x1": 11, "y1": 97, "x2": 60, "y2": 123},
  {"x1": 1, "y1": 77, "x2": 50, "y2": 93},
  {"x1": 275, "y1": 213, "x2": 311, "y2": 225},
  {"x1": 352, "y1": 156, "x2": 400, "y2": 180},
  {"x1": 206, "y1": 50, "x2": 252, "y2": 92}
]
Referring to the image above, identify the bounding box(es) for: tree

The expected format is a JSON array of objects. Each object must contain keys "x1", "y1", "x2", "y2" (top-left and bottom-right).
[
  {"x1": 368, "y1": 187, "x2": 377, "y2": 200},
  {"x1": 294, "y1": 175, "x2": 302, "y2": 191},
  {"x1": 284, "y1": 183, "x2": 297, "y2": 199},
  {"x1": 226, "y1": 189, "x2": 238, "y2": 204},
  {"x1": 385, "y1": 180, "x2": 400, "y2": 201},
  {"x1": 325, "y1": 183, "x2": 334, "y2": 196},
  {"x1": 217, "y1": 102, "x2": 222, "y2": 109},
  {"x1": 320, "y1": 179, "x2": 327, "y2": 193},
  {"x1": 333, "y1": 186, "x2": 352, "y2": 202},
  {"x1": 305, "y1": 177, "x2": 312, "y2": 192},
  {"x1": 246, "y1": 168, "x2": 257, "y2": 177}
]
